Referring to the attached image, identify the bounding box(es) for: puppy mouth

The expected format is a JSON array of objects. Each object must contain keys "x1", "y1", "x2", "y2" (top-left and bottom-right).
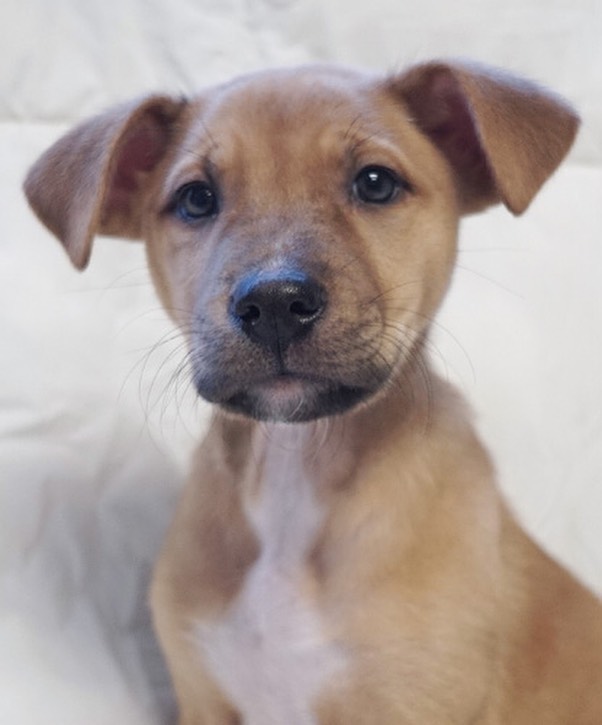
[{"x1": 203, "y1": 371, "x2": 374, "y2": 423}]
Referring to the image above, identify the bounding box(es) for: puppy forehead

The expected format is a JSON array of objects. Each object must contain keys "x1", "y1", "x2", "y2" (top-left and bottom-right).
[{"x1": 178, "y1": 67, "x2": 406, "y2": 165}]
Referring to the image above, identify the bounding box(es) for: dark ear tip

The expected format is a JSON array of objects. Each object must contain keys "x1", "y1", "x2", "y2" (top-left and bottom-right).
[{"x1": 69, "y1": 236, "x2": 92, "y2": 270}]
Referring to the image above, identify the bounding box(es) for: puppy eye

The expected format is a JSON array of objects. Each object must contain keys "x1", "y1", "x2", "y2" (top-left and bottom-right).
[
  {"x1": 173, "y1": 181, "x2": 218, "y2": 221},
  {"x1": 353, "y1": 166, "x2": 407, "y2": 205}
]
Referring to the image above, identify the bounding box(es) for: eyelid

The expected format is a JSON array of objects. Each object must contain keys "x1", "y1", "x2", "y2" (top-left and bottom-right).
[
  {"x1": 347, "y1": 134, "x2": 413, "y2": 184},
  {"x1": 161, "y1": 174, "x2": 213, "y2": 214},
  {"x1": 161, "y1": 154, "x2": 220, "y2": 211},
  {"x1": 168, "y1": 181, "x2": 220, "y2": 223},
  {"x1": 352, "y1": 166, "x2": 403, "y2": 205}
]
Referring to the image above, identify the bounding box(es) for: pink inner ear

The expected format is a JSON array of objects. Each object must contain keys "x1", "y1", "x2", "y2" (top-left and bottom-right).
[
  {"x1": 432, "y1": 75, "x2": 497, "y2": 205},
  {"x1": 404, "y1": 68, "x2": 498, "y2": 210},
  {"x1": 106, "y1": 114, "x2": 170, "y2": 214}
]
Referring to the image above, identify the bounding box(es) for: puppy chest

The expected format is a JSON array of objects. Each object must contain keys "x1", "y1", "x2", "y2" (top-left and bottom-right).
[
  {"x1": 195, "y1": 446, "x2": 346, "y2": 724},
  {"x1": 196, "y1": 560, "x2": 344, "y2": 724}
]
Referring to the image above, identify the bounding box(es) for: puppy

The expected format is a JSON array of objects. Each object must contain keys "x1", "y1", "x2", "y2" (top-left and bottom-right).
[{"x1": 25, "y1": 61, "x2": 602, "y2": 724}]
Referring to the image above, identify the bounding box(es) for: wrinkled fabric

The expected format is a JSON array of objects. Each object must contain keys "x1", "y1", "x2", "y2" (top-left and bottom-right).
[{"x1": 0, "y1": 1, "x2": 600, "y2": 722}]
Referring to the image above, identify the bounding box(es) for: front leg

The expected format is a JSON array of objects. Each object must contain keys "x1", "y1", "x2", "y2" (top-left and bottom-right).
[
  {"x1": 152, "y1": 586, "x2": 241, "y2": 725},
  {"x1": 179, "y1": 709, "x2": 239, "y2": 725},
  {"x1": 178, "y1": 704, "x2": 240, "y2": 725},
  {"x1": 151, "y1": 430, "x2": 259, "y2": 725}
]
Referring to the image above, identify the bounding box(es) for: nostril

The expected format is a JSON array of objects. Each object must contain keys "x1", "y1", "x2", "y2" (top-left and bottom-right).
[
  {"x1": 289, "y1": 298, "x2": 321, "y2": 318},
  {"x1": 238, "y1": 303, "x2": 261, "y2": 324}
]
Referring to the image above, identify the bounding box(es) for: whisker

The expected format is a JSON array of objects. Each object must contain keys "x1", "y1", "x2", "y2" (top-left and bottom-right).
[{"x1": 454, "y1": 263, "x2": 522, "y2": 298}]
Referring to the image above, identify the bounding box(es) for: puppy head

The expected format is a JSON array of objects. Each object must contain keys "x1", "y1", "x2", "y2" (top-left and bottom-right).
[{"x1": 24, "y1": 62, "x2": 578, "y2": 422}]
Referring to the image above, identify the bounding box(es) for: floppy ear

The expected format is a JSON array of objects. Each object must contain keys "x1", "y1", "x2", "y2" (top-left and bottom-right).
[
  {"x1": 390, "y1": 61, "x2": 579, "y2": 214},
  {"x1": 24, "y1": 95, "x2": 186, "y2": 269}
]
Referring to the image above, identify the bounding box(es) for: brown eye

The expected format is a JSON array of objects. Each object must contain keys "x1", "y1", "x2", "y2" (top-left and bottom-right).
[
  {"x1": 174, "y1": 181, "x2": 219, "y2": 221},
  {"x1": 353, "y1": 166, "x2": 407, "y2": 204}
]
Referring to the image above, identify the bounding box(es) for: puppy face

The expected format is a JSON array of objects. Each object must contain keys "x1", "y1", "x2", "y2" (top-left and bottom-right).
[
  {"x1": 141, "y1": 68, "x2": 459, "y2": 421},
  {"x1": 24, "y1": 62, "x2": 579, "y2": 422}
]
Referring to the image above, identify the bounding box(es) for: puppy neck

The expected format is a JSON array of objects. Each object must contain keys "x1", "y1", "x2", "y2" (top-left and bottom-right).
[{"x1": 213, "y1": 349, "x2": 439, "y2": 494}]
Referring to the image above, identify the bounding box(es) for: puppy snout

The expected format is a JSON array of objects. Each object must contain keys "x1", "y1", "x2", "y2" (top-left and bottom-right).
[{"x1": 230, "y1": 269, "x2": 327, "y2": 356}]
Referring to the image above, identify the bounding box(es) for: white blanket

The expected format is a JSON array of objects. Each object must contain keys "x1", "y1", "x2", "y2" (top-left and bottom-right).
[{"x1": 1, "y1": 1, "x2": 600, "y2": 722}]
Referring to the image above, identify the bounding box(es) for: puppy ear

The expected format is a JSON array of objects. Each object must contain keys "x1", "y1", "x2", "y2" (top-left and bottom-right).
[
  {"x1": 390, "y1": 61, "x2": 579, "y2": 214},
  {"x1": 24, "y1": 95, "x2": 186, "y2": 269}
]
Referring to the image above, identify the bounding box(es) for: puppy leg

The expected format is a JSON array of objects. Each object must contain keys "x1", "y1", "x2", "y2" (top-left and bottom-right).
[{"x1": 155, "y1": 609, "x2": 240, "y2": 725}]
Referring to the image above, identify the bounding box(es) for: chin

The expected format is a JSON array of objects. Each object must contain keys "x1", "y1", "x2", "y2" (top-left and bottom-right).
[{"x1": 208, "y1": 375, "x2": 374, "y2": 423}]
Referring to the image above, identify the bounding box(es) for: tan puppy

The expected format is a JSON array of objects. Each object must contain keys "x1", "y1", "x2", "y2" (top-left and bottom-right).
[{"x1": 25, "y1": 61, "x2": 602, "y2": 724}]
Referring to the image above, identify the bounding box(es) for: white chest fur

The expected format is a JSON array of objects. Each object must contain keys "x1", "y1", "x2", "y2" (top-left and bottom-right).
[{"x1": 195, "y1": 427, "x2": 346, "y2": 724}]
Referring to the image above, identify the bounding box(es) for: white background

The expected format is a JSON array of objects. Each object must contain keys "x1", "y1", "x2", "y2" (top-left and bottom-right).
[{"x1": 1, "y1": 1, "x2": 601, "y2": 722}]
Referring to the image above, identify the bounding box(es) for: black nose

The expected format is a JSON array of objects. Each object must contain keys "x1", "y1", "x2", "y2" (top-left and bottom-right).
[{"x1": 230, "y1": 269, "x2": 327, "y2": 356}]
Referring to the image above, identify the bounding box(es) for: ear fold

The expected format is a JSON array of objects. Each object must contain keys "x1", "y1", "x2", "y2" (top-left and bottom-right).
[
  {"x1": 390, "y1": 61, "x2": 579, "y2": 214},
  {"x1": 24, "y1": 95, "x2": 186, "y2": 269}
]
